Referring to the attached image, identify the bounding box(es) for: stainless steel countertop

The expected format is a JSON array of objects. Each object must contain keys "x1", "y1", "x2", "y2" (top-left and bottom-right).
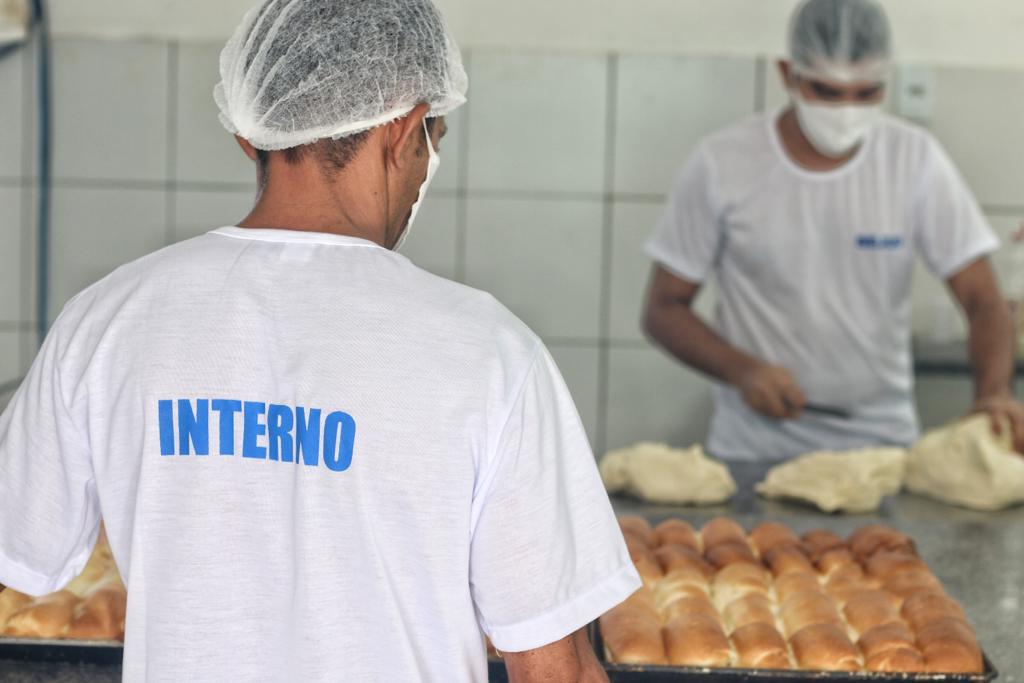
[{"x1": 611, "y1": 462, "x2": 1024, "y2": 682}]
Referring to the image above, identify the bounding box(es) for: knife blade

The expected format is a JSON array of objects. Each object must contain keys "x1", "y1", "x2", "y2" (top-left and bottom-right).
[{"x1": 802, "y1": 403, "x2": 853, "y2": 420}]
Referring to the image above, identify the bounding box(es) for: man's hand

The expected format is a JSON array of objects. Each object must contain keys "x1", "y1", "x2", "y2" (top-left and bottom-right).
[
  {"x1": 971, "y1": 394, "x2": 1024, "y2": 453},
  {"x1": 734, "y1": 362, "x2": 807, "y2": 419}
]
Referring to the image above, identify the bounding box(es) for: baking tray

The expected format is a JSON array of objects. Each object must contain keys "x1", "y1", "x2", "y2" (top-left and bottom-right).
[
  {"x1": 0, "y1": 636, "x2": 997, "y2": 682},
  {"x1": 0, "y1": 638, "x2": 515, "y2": 681},
  {"x1": 590, "y1": 623, "x2": 998, "y2": 682},
  {"x1": 0, "y1": 638, "x2": 123, "y2": 665}
]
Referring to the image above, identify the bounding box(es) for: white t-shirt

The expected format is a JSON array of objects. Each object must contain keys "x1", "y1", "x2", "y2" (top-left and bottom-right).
[
  {"x1": 647, "y1": 112, "x2": 998, "y2": 462},
  {"x1": 0, "y1": 227, "x2": 639, "y2": 682}
]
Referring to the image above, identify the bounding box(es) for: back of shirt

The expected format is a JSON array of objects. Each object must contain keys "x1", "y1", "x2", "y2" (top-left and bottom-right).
[{"x1": 0, "y1": 228, "x2": 638, "y2": 682}]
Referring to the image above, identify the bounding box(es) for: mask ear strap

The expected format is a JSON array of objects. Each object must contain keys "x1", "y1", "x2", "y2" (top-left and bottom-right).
[{"x1": 381, "y1": 126, "x2": 393, "y2": 247}]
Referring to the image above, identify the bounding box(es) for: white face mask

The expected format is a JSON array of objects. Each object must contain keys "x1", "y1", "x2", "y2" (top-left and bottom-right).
[
  {"x1": 394, "y1": 119, "x2": 440, "y2": 251},
  {"x1": 791, "y1": 89, "x2": 882, "y2": 159}
]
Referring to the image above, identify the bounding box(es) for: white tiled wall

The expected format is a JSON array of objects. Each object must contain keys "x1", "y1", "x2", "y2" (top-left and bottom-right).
[
  {"x1": 3, "y1": 39, "x2": 1022, "y2": 445},
  {"x1": 173, "y1": 189, "x2": 255, "y2": 242},
  {"x1": 51, "y1": 40, "x2": 169, "y2": 183},
  {"x1": 175, "y1": 43, "x2": 252, "y2": 185},
  {"x1": 930, "y1": 66, "x2": 1024, "y2": 208},
  {"x1": 0, "y1": 331, "x2": 27, "y2": 385},
  {"x1": 0, "y1": 188, "x2": 22, "y2": 323},
  {"x1": 548, "y1": 344, "x2": 601, "y2": 445},
  {"x1": 614, "y1": 56, "x2": 757, "y2": 195},
  {"x1": 0, "y1": 50, "x2": 23, "y2": 180},
  {"x1": 606, "y1": 346, "x2": 714, "y2": 452},
  {"x1": 466, "y1": 52, "x2": 609, "y2": 194},
  {"x1": 49, "y1": 188, "x2": 167, "y2": 320},
  {"x1": 465, "y1": 197, "x2": 604, "y2": 339},
  {"x1": 402, "y1": 195, "x2": 460, "y2": 282}
]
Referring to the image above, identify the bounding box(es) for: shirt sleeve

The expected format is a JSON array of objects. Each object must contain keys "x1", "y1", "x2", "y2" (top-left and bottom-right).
[
  {"x1": 645, "y1": 144, "x2": 724, "y2": 283},
  {"x1": 0, "y1": 314, "x2": 101, "y2": 596},
  {"x1": 468, "y1": 345, "x2": 640, "y2": 653},
  {"x1": 914, "y1": 135, "x2": 1000, "y2": 279}
]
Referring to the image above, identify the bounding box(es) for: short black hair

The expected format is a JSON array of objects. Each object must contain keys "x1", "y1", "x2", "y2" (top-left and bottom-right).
[
  {"x1": 255, "y1": 130, "x2": 370, "y2": 177},
  {"x1": 254, "y1": 118, "x2": 437, "y2": 177}
]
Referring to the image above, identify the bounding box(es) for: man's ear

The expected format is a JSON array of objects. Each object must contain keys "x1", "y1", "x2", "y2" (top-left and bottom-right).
[
  {"x1": 382, "y1": 102, "x2": 431, "y2": 168},
  {"x1": 235, "y1": 135, "x2": 259, "y2": 162},
  {"x1": 777, "y1": 60, "x2": 795, "y2": 91}
]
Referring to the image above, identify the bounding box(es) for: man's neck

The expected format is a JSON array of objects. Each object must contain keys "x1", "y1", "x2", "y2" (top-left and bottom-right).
[
  {"x1": 776, "y1": 107, "x2": 858, "y2": 172},
  {"x1": 235, "y1": 164, "x2": 389, "y2": 247}
]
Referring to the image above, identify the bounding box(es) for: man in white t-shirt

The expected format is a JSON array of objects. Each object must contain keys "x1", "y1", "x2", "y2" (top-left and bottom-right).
[
  {"x1": 643, "y1": 0, "x2": 1024, "y2": 462},
  {"x1": 0, "y1": 1, "x2": 639, "y2": 680}
]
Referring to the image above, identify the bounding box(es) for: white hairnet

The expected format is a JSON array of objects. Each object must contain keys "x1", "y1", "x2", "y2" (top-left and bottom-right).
[
  {"x1": 215, "y1": 0, "x2": 468, "y2": 151},
  {"x1": 788, "y1": 0, "x2": 892, "y2": 84}
]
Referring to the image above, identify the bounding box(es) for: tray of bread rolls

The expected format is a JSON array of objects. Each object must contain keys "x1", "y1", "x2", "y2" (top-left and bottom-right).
[
  {"x1": 0, "y1": 528, "x2": 126, "y2": 662},
  {"x1": 597, "y1": 516, "x2": 996, "y2": 681}
]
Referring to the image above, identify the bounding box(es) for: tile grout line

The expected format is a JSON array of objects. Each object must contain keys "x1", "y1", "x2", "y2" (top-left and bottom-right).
[
  {"x1": 454, "y1": 50, "x2": 472, "y2": 285},
  {"x1": 754, "y1": 56, "x2": 766, "y2": 114},
  {"x1": 595, "y1": 52, "x2": 620, "y2": 458},
  {"x1": 17, "y1": 175, "x2": 1024, "y2": 218},
  {"x1": 164, "y1": 41, "x2": 179, "y2": 247},
  {"x1": 0, "y1": 321, "x2": 35, "y2": 332},
  {"x1": 19, "y1": 34, "x2": 36, "y2": 368}
]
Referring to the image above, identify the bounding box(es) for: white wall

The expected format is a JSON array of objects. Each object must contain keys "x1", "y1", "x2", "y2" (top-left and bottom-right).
[{"x1": 48, "y1": 0, "x2": 1024, "y2": 70}]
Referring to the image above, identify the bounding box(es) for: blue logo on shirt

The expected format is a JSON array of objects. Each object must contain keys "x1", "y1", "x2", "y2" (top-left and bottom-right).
[
  {"x1": 856, "y1": 234, "x2": 904, "y2": 249},
  {"x1": 157, "y1": 399, "x2": 356, "y2": 472}
]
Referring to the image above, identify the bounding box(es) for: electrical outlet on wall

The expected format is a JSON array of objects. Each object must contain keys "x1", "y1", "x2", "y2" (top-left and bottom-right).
[
  {"x1": 897, "y1": 64, "x2": 935, "y2": 126},
  {"x1": 0, "y1": 0, "x2": 29, "y2": 48}
]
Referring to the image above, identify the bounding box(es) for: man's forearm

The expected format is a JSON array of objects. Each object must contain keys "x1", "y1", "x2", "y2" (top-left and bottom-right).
[
  {"x1": 643, "y1": 300, "x2": 757, "y2": 386},
  {"x1": 503, "y1": 628, "x2": 607, "y2": 683},
  {"x1": 967, "y1": 299, "x2": 1016, "y2": 399}
]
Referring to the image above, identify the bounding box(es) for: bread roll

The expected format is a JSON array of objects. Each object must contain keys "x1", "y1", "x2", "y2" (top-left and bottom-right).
[
  {"x1": 2, "y1": 591, "x2": 78, "y2": 639},
  {"x1": 627, "y1": 541, "x2": 665, "y2": 585},
  {"x1": 881, "y1": 569, "x2": 943, "y2": 600},
  {"x1": 790, "y1": 623, "x2": 862, "y2": 671},
  {"x1": 652, "y1": 571, "x2": 709, "y2": 610},
  {"x1": 730, "y1": 622, "x2": 791, "y2": 669},
  {"x1": 722, "y1": 593, "x2": 776, "y2": 633},
  {"x1": 842, "y1": 590, "x2": 901, "y2": 634},
  {"x1": 620, "y1": 516, "x2": 656, "y2": 548},
  {"x1": 65, "y1": 578, "x2": 127, "y2": 641},
  {"x1": 701, "y1": 517, "x2": 747, "y2": 549},
  {"x1": 663, "y1": 613, "x2": 734, "y2": 667},
  {"x1": 617, "y1": 587, "x2": 659, "y2": 618},
  {"x1": 774, "y1": 572, "x2": 820, "y2": 602},
  {"x1": 864, "y1": 549, "x2": 929, "y2": 579},
  {"x1": 600, "y1": 594, "x2": 666, "y2": 664},
  {"x1": 0, "y1": 589, "x2": 33, "y2": 630},
  {"x1": 826, "y1": 560, "x2": 865, "y2": 583},
  {"x1": 706, "y1": 541, "x2": 759, "y2": 570},
  {"x1": 802, "y1": 529, "x2": 846, "y2": 558},
  {"x1": 923, "y1": 641, "x2": 983, "y2": 673},
  {"x1": 901, "y1": 591, "x2": 966, "y2": 631},
  {"x1": 712, "y1": 563, "x2": 770, "y2": 608},
  {"x1": 823, "y1": 572, "x2": 873, "y2": 607},
  {"x1": 780, "y1": 591, "x2": 842, "y2": 637},
  {"x1": 865, "y1": 647, "x2": 926, "y2": 672},
  {"x1": 765, "y1": 545, "x2": 814, "y2": 577},
  {"x1": 816, "y1": 548, "x2": 856, "y2": 575},
  {"x1": 663, "y1": 594, "x2": 721, "y2": 625},
  {"x1": 848, "y1": 525, "x2": 914, "y2": 561},
  {"x1": 749, "y1": 522, "x2": 800, "y2": 558},
  {"x1": 654, "y1": 545, "x2": 714, "y2": 580},
  {"x1": 654, "y1": 519, "x2": 700, "y2": 552},
  {"x1": 914, "y1": 616, "x2": 979, "y2": 651},
  {"x1": 857, "y1": 622, "x2": 916, "y2": 659}
]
